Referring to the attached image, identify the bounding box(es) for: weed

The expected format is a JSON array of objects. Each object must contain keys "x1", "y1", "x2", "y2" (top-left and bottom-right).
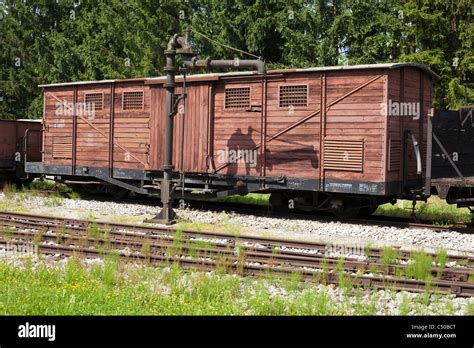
[
  {"x1": 44, "y1": 192, "x2": 64, "y2": 207},
  {"x1": 375, "y1": 196, "x2": 471, "y2": 224},
  {"x1": 381, "y1": 246, "x2": 399, "y2": 271},
  {"x1": 87, "y1": 222, "x2": 100, "y2": 239},
  {"x1": 30, "y1": 179, "x2": 71, "y2": 193},
  {"x1": 287, "y1": 272, "x2": 302, "y2": 291},
  {"x1": 141, "y1": 239, "x2": 151, "y2": 263},
  {"x1": 435, "y1": 248, "x2": 448, "y2": 278},
  {"x1": 85, "y1": 210, "x2": 96, "y2": 221},
  {"x1": 394, "y1": 266, "x2": 403, "y2": 280},
  {"x1": 319, "y1": 257, "x2": 329, "y2": 285},
  {"x1": 465, "y1": 303, "x2": 474, "y2": 316},
  {"x1": 444, "y1": 299, "x2": 456, "y2": 315},
  {"x1": 337, "y1": 256, "x2": 351, "y2": 290},
  {"x1": 3, "y1": 224, "x2": 13, "y2": 240},
  {"x1": 56, "y1": 225, "x2": 67, "y2": 244},
  {"x1": 201, "y1": 193, "x2": 270, "y2": 206},
  {"x1": 399, "y1": 295, "x2": 410, "y2": 315},
  {"x1": 364, "y1": 243, "x2": 373, "y2": 259},
  {"x1": 406, "y1": 251, "x2": 433, "y2": 281},
  {"x1": 103, "y1": 252, "x2": 120, "y2": 286},
  {"x1": 33, "y1": 230, "x2": 43, "y2": 246}
]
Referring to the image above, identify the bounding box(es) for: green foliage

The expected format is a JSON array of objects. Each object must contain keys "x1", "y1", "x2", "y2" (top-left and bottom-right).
[
  {"x1": 381, "y1": 246, "x2": 399, "y2": 269},
  {"x1": 1, "y1": 0, "x2": 472, "y2": 119},
  {"x1": 0, "y1": 258, "x2": 471, "y2": 315},
  {"x1": 435, "y1": 248, "x2": 448, "y2": 278},
  {"x1": 375, "y1": 197, "x2": 472, "y2": 224},
  {"x1": 406, "y1": 251, "x2": 433, "y2": 281},
  {"x1": 44, "y1": 192, "x2": 64, "y2": 207}
]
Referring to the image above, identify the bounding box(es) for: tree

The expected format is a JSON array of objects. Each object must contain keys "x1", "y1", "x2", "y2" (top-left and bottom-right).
[{"x1": 0, "y1": 0, "x2": 472, "y2": 119}]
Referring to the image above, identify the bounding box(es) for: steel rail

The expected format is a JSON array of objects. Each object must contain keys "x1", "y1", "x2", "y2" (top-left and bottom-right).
[
  {"x1": 2, "y1": 237, "x2": 474, "y2": 297},
  {"x1": 1, "y1": 211, "x2": 474, "y2": 296},
  {"x1": 1, "y1": 211, "x2": 473, "y2": 266}
]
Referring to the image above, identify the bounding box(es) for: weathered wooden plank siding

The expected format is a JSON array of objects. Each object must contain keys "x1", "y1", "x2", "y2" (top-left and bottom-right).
[
  {"x1": 263, "y1": 74, "x2": 321, "y2": 179},
  {"x1": 43, "y1": 82, "x2": 151, "y2": 172},
  {"x1": 148, "y1": 83, "x2": 209, "y2": 173},
  {"x1": 41, "y1": 65, "x2": 433, "y2": 195}
]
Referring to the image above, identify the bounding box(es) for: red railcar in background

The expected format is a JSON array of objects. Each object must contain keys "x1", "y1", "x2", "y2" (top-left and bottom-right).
[{"x1": 0, "y1": 119, "x2": 42, "y2": 184}]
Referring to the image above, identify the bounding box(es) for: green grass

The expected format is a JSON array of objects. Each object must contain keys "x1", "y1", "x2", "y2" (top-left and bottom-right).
[
  {"x1": 0, "y1": 258, "x2": 471, "y2": 315},
  {"x1": 375, "y1": 196, "x2": 471, "y2": 225},
  {"x1": 109, "y1": 215, "x2": 143, "y2": 225},
  {"x1": 406, "y1": 251, "x2": 433, "y2": 281},
  {"x1": 1, "y1": 179, "x2": 80, "y2": 212},
  {"x1": 29, "y1": 179, "x2": 72, "y2": 193},
  {"x1": 192, "y1": 193, "x2": 270, "y2": 206},
  {"x1": 435, "y1": 248, "x2": 448, "y2": 278},
  {"x1": 176, "y1": 214, "x2": 246, "y2": 235},
  {"x1": 44, "y1": 192, "x2": 64, "y2": 207},
  {"x1": 381, "y1": 246, "x2": 400, "y2": 269}
]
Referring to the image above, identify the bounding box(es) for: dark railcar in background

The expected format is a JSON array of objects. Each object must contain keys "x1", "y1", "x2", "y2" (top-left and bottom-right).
[{"x1": 431, "y1": 107, "x2": 474, "y2": 208}]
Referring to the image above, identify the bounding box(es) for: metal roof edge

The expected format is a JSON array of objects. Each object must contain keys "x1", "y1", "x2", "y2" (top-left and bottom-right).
[
  {"x1": 38, "y1": 62, "x2": 440, "y2": 88},
  {"x1": 38, "y1": 77, "x2": 147, "y2": 88}
]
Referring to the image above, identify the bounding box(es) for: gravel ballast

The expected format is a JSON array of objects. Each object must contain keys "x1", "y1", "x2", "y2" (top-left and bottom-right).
[{"x1": 1, "y1": 192, "x2": 473, "y2": 256}]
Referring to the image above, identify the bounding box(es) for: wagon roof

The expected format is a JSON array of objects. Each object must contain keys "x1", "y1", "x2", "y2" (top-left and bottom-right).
[{"x1": 38, "y1": 62, "x2": 440, "y2": 88}]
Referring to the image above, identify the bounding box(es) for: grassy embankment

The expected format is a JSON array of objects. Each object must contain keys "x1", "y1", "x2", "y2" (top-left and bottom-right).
[{"x1": 0, "y1": 257, "x2": 472, "y2": 315}]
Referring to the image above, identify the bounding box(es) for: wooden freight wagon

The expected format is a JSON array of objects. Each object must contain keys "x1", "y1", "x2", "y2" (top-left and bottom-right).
[
  {"x1": 0, "y1": 119, "x2": 42, "y2": 183},
  {"x1": 26, "y1": 63, "x2": 439, "y2": 216}
]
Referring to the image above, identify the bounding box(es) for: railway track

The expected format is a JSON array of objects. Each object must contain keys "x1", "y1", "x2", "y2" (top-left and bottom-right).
[
  {"x1": 18, "y1": 188, "x2": 474, "y2": 233},
  {"x1": 1, "y1": 211, "x2": 474, "y2": 296}
]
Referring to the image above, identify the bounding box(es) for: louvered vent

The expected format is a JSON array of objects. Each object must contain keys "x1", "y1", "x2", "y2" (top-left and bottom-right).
[
  {"x1": 52, "y1": 136, "x2": 72, "y2": 159},
  {"x1": 85, "y1": 93, "x2": 103, "y2": 111},
  {"x1": 123, "y1": 91, "x2": 144, "y2": 110},
  {"x1": 388, "y1": 139, "x2": 401, "y2": 172},
  {"x1": 324, "y1": 140, "x2": 364, "y2": 172},
  {"x1": 225, "y1": 87, "x2": 251, "y2": 109},
  {"x1": 279, "y1": 85, "x2": 308, "y2": 108}
]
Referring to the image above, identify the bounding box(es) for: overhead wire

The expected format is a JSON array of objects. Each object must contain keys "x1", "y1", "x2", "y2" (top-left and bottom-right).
[{"x1": 189, "y1": 27, "x2": 262, "y2": 60}]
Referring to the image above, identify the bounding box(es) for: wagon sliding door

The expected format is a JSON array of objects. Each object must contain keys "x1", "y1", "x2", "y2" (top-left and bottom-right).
[
  {"x1": 149, "y1": 83, "x2": 209, "y2": 173},
  {"x1": 386, "y1": 67, "x2": 431, "y2": 195},
  {"x1": 263, "y1": 75, "x2": 321, "y2": 183},
  {"x1": 43, "y1": 87, "x2": 75, "y2": 173},
  {"x1": 112, "y1": 84, "x2": 151, "y2": 176},
  {"x1": 212, "y1": 79, "x2": 263, "y2": 177}
]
